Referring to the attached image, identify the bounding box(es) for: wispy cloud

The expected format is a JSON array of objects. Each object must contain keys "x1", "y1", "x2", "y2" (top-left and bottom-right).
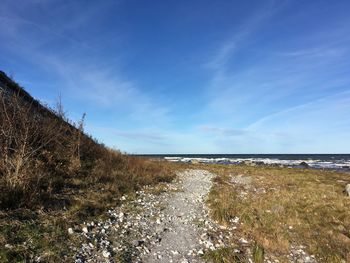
[
  {"x1": 193, "y1": 1, "x2": 350, "y2": 153},
  {"x1": 91, "y1": 126, "x2": 167, "y2": 142},
  {"x1": 43, "y1": 57, "x2": 170, "y2": 124},
  {"x1": 275, "y1": 46, "x2": 347, "y2": 59},
  {"x1": 199, "y1": 125, "x2": 248, "y2": 137},
  {"x1": 202, "y1": 3, "x2": 350, "y2": 124},
  {"x1": 248, "y1": 90, "x2": 350, "y2": 131},
  {"x1": 0, "y1": 0, "x2": 170, "y2": 126},
  {"x1": 242, "y1": 91, "x2": 350, "y2": 153},
  {"x1": 205, "y1": 1, "x2": 285, "y2": 70},
  {"x1": 1, "y1": 0, "x2": 350, "y2": 153}
]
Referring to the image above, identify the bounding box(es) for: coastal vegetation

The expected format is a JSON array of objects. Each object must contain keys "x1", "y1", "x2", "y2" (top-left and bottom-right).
[
  {"x1": 0, "y1": 72, "x2": 175, "y2": 261},
  {"x1": 205, "y1": 164, "x2": 350, "y2": 262}
]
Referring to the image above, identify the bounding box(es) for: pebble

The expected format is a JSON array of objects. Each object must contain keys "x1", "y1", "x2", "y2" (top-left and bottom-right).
[
  {"x1": 71, "y1": 169, "x2": 314, "y2": 263},
  {"x1": 82, "y1": 227, "x2": 88, "y2": 234},
  {"x1": 102, "y1": 250, "x2": 110, "y2": 258}
]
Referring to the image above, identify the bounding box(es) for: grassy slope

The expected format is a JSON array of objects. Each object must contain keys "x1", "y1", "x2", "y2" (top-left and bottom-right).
[
  {"x1": 205, "y1": 164, "x2": 350, "y2": 262},
  {"x1": 0, "y1": 159, "x2": 177, "y2": 262},
  {"x1": 0, "y1": 73, "x2": 176, "y2": 262}
]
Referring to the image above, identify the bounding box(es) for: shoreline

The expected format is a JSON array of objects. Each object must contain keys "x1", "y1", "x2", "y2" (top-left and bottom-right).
[{"x1": 160, "y1": 156, "x2": 350, "y2": 172}]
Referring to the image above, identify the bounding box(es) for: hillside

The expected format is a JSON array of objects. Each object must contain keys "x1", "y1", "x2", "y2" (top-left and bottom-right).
[{"x1": 0, "y1": 71, "x2": 175, "y2": 261}]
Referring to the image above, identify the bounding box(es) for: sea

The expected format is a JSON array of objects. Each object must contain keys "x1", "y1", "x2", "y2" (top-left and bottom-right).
[{"x1": 139, "y1": 154, "x2": 350, "y2": 171}]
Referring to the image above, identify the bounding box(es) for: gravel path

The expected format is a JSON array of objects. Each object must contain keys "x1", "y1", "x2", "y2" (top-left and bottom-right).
[
  {"x1": 142, "y1": 169, "x2": 214, "y2": 263},
  {"x1": 71, "y1": 169, "x2": 319, "y2": 263},
  {"x1": 72, "y1": 169, "x2": 233, "y2": 263}
]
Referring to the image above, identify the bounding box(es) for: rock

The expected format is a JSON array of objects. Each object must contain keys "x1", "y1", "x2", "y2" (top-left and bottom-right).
[
  {"x1": 239, "y1": 238, "x2": 249, "y2": 244},
  {"x1": 299, "y1": 161, "x2": 309, "y2": 168},
  {"x1": 338, "y1": 233, "x2": 350, "y2": 244},
  {"x1": 255, "y1": 161, "x2": 265, "y2": 166},
  {"x1": 82, "y1": 227, "x2": 88, "y2": 234},
  {"x1": 230, "y1": 175, "x2": 252, "y2": 187},
  {"x1": 344, "y1": 184, "x2": 350, "y2": 196},
  {"x1": 102, "y1": 250, "x2": 111, "y2": 258},
  {"x1": 5, "y1": 244, "x2": 13, "y2": 249},
  {"x1": 68, "y1": 228, "x2": 74, "y2": 235},
  {"x1": 230, "y1": 216, "x2": 240, "y2": 224},
  {"x1": 155, "y1": 226, "x2": 163, "y2": 233},
  {"x1": 132, "y1": 240, "x2": 145, "y2": 247}
]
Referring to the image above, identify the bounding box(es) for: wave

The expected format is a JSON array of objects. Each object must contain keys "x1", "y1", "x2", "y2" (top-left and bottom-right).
[{"x1": 164, "y1": 156, "x2": 350, "y2": 170}]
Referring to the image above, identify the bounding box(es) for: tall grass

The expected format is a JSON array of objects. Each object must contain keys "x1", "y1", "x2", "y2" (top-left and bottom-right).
[
  {"x1": 0, "y1": 92, "x2": 71, "y2": 208},
  {"x1": 0, "y1": 72, "x2": 175, "y2": 262},
  {"x1": 0, "y1": 74, "x2": 174, "y2": 210}
]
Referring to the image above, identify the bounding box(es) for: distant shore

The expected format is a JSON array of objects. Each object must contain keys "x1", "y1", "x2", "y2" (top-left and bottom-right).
[{"x1": 138, "y1": 154, "x2": 350, "y2": 171}]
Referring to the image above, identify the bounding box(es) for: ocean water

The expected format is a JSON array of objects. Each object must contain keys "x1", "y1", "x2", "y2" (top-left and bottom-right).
[{"x1": 141, "y1": 154, "x2": 350, "y2": 170}]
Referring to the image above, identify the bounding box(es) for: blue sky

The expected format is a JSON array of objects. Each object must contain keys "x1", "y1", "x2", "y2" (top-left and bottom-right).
[{"x1": 1, "y1": 0, "x2": 350, "y2": 154}]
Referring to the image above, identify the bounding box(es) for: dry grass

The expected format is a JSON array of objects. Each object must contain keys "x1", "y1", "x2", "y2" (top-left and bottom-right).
[
  {"x1": 206, "y1": 164, "x2": 350, "y2": 262},
  {"x1": 0, "y1": 73, "x2": 177, "y2": 262}
]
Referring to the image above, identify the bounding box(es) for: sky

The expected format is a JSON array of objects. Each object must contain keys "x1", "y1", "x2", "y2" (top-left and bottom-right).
[{"x1": 1, "y1": 0, "x2": 350, "y2": 154}]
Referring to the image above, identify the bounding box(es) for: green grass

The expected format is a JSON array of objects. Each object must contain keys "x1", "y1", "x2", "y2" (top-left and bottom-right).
[
  {"x1": 204, "y1": 247, "x2": 246, "y2": 263},
  {"x1": 0, "y1": 209, "x2": 72, "y2": 262}
]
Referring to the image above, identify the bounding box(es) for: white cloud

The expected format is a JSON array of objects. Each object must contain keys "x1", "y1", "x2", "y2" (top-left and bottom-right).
[{"x1": 243, "y1": 91, "x2": 350, "y2": 153}]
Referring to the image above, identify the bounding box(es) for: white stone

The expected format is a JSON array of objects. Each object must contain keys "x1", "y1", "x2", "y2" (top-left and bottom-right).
[
  {"x1": 345, "y1": 184, "x2": 350, "y2": 196},
  {"x1": 102, "y1": 250, "x2": 110, "y2": 258},
  {"x1": 239, "y1": 238, "x2": 249, "y2": 244},
  {"x1": 82, "y1": 227, "x2": 88, "y2": 234}
]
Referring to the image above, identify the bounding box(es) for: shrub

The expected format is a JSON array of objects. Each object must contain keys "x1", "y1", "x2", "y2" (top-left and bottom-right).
[{"x1": 0, "y1": 73, "x2": 175, "y2": 210}]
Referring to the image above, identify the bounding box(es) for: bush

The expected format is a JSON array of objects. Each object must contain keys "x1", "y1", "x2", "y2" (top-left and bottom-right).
[{"x1": 0, "y1": 91, "x2": 79, "y2": 208}]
